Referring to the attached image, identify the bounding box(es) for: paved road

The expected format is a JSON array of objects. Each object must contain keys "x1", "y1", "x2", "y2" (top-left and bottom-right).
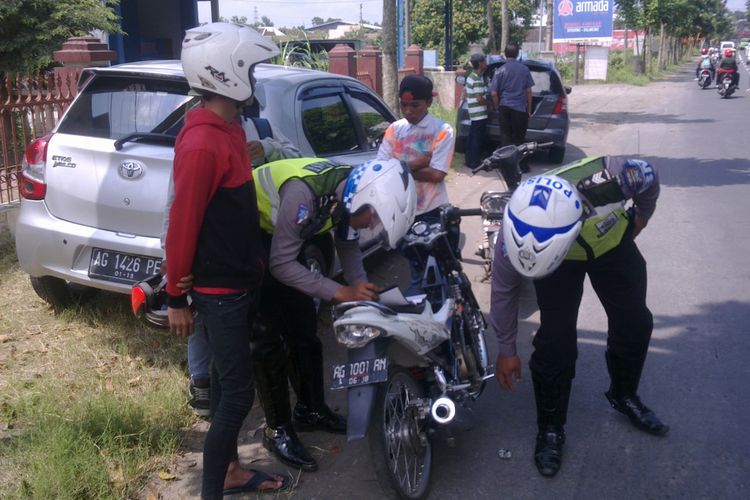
[{"x1": 152, "y1": 65, "x2": 750, "y2": 499}]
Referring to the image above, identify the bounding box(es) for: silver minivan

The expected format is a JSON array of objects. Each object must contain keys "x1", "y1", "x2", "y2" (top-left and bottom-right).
[{"x1": 15, "y1": 61, "x2": 396, "y2": 308}]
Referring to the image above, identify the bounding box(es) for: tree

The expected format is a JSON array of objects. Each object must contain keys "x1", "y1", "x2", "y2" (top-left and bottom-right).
[
  {"x1": 382, "y1": 0, "x2": 398, "y2": 112},
  {"x1": 0, "y1": 0, "x2": 122, "y2": 74},
  {"x1": 229, "y1": 15, "x2": 248, "y2": 25},
  {"x1": 261, "y1": 15, "x2": 274, "y2": 26},
  {"x1": 312, "y1": 16, "x2": 325, "y2": 26}
]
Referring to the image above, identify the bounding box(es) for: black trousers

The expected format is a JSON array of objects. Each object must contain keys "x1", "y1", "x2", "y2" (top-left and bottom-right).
[
  {"x1": 251, "y1": 269, "x2": 326, "y2": 429},
  {"x1": 498, "y1": 105, "x2": 529, "y2": 169},
  {"x1": 529, "y1": 235, "x2": 653, "y2": 428}
]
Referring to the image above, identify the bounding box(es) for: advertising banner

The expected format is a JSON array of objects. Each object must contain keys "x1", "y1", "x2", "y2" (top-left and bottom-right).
[{"x1": 553, "y1": 0, "x2": 614, "y2": 42}]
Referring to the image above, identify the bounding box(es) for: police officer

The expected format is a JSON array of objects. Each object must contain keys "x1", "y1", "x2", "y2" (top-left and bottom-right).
[
  {"x1": 490, "y1": 157, "x2": 668, "y2": 478},
  {"x1": 253, "y1": 157, "x2": 416, "y2": 471}
]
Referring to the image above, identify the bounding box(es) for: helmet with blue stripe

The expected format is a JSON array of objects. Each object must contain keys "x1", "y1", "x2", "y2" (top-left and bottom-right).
[
  {"x1": 503, "y1": 174, "x2": 583, "y2": 278},
  {"x1": 342, "y1": 158, "x2": 416, "y2": 250}
]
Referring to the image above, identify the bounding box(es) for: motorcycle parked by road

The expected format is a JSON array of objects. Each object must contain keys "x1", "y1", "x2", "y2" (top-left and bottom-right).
[
  {"x1": 331, "y1": 205, "x2": 491, "y2": 499},
  {"x1": 470, "y1": 142, "x2": 553, "y2": 281},
  {"x1": 718, "y1": 70, "x2": 737, "y2": 98}
]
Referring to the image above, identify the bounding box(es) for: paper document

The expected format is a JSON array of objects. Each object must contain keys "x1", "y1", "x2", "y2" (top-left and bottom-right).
[{"x1": 378, "y1": 286, "x2": 410, "y2": 306}]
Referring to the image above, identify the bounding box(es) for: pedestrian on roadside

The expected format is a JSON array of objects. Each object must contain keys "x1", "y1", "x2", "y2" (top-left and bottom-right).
[
  {"x1": 376, "y1": 74, "x2": 455, "y2": 295},
  {"x1": 252, "y1": 157, "x2": 416, "y2": 472},
  {"x1": 490, "y1": 43, "x2": 534, "y2": 173},
  {"x1": 490, "y1": 157, "x2": 668, "y2": 479},
  {"x1": 165, "y1": 22, "x2": 288, "y2": 498},
  {"x1": 464, "y1": 53, "x2": 489, "y2": 170}
]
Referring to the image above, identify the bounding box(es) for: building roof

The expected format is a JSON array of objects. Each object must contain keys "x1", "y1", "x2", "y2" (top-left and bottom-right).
[{"x1": 304, "y1": 20, "x2": 381, "y2": 32}]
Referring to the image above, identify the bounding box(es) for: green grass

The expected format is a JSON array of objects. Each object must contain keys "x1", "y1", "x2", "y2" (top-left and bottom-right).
[
  {"x1": 429, "y1": 104, "x2": 466, "y2": 172},
  {"x1": 0, "y1": 227, "x2": 193, "y2": 499}
]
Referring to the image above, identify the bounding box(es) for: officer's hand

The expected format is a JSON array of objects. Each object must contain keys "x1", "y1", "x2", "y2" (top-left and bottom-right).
[
  {"x1": 247, "y1": 140, "x2": 265, "y2": 163},
  {"x1": 632, "y1": 214, "x2": 648, "y2": 238},
  {"x1": 176, "y1": 274, "x2": 194, "y2": 293},
  {"x1": 495, "y1": 354, "x2": 522, "y2": 392},
  {"x1": 168, "y1": 306, "x2": 194, "y2": 338},
  {"x1": 334, "y1": 282, "x2": 381, "y2": 302}
]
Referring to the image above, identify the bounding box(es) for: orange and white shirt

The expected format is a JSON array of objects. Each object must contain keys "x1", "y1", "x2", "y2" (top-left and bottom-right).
[{"x1": 377, "y1": 113, "x2": 454, "y2": 214}]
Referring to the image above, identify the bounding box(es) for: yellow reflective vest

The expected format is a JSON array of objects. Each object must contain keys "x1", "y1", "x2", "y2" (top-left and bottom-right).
[
  {"x1": 550, "y1": 157, "x2": 630, "y2": 261},
  {"x1": 254, "y1": 158, "x2": 352, "y2": 235}
]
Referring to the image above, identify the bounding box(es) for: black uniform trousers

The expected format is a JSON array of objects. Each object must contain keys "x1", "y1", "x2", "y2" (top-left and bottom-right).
[
  {"x1": 530, "y1": 233, "x2": 653, "y2": 429},
  {"x1": 498, "y1": 105, "x2": 530, "y2": 170},
  {"x1": 251, "y1": 237, "x2": 326, "y2": 429}
]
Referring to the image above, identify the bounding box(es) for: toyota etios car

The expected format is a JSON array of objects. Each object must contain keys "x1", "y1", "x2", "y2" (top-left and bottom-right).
[{"x1": 15, "y1": 61, "x2": 396, "y2": 308}]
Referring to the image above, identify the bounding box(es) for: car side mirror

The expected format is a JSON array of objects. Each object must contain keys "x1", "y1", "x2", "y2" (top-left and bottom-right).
[
  {"x1": 455, "y1": 75, "x2": 466, "y2": 86},
  {"x1": 564, "y1": 86, "x2": 572, "y2": 95}
]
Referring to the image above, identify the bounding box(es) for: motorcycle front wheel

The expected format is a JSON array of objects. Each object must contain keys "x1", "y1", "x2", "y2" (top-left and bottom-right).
[{"x1": 368, "y1": 367, "x2": 432, "y2": 499}]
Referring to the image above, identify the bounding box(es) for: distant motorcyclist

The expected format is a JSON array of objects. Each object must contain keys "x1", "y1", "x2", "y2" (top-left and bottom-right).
[
  {"x1": 695, "y1": 48, "x2": 715, "y2": 81},
  {"x1": 716, "y1": 48, "x2": 739, "y2": 87}
]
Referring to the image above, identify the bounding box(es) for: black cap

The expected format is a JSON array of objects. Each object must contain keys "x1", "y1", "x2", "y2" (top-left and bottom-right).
[{"x1": 399, "y1": 75, "x2": 436, "y2": 101}]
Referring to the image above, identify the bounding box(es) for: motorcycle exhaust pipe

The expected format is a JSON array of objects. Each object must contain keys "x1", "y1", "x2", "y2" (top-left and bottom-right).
[{"x1": 431, "y1": 397, "x2": 456, "y2": 424}]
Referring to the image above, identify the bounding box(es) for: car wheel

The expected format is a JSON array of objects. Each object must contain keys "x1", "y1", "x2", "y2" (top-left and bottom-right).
[
  {"x1": 30, "y1": 276, "x2": 97, "y2": 310},
  {"x1": 303, "y1": 244, "x2": 328, "y2": 311},
  {"x1": 549, "y1": 147, "x2": 566, "y2": 164}
]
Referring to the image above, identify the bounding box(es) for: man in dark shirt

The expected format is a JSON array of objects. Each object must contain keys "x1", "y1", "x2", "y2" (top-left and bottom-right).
[{"x1": 490, "y1": 43, "x2": 535, "y2": 173}]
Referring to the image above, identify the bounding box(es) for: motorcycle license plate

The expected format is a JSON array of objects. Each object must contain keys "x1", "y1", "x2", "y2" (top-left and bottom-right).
[{"x1": 330, "y1": 357, "x2": 388, "y2": 390}]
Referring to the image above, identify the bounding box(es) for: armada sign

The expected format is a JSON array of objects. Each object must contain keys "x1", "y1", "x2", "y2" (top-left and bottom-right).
[{"x1": 553, "y1": 0, "x2": 614, "y2": 42}]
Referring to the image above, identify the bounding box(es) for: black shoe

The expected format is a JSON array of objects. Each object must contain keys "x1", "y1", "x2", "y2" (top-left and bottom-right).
[
  {"x1": 262, "y1": 424, "x2": 318, "y2": 471},
  {"x1": 534, "y1": 425, "x2": 565, "y2": 477},
  {"x1": 605, "y1": 391, "x2": 669, "y2": 436},
  {"x1": 293, "y1": 403, "x2": 347, "y2": 434}
]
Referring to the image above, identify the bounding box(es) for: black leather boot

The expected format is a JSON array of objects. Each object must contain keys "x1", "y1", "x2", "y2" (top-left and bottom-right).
[
  {"x1": 293, "y1": 402, "x2": 347, "y2": 434},
  {"x1": 531, "y1": 371, "x2": 572, "y2": 477},
  {"x1": 534, "y1": 425, "x2": 565, "y2": 477},
  {"x1": 605, "y1": 350, "x2": 668, "y2": 436},
  {"x1": 262, "y1": 424, "x2": 318, "y2": 471},
  {"x1": 605, "y1": 390, "x2": 669, "y2": 436}
]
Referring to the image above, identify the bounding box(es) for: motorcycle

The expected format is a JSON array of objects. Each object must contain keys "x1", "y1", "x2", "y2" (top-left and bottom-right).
[
  {"x1": 331, "y1": 205, "x2": 492, "y2": 499},
  {"x1": 718, "y1": 70, "x2": 737, "y2": 98},
  {"x1": 470, "y1": 142, "x2": 553, "y2": 281},
  {"x1": 697, "y1": 68, "x2": 713, "y2": 89}
]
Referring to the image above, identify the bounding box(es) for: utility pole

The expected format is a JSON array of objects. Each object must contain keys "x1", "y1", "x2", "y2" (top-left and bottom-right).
[{"x1": 445, "y1": 0, "x2": 452, "y2": 68}]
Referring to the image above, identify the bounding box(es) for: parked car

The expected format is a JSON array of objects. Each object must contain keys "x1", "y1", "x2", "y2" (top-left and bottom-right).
[
  {"x1": 455, "y1": 57, "x2": 571, "y2": 163},
  {"x1": 15, "y1": 61, "x2": 396, "y2": 308}
]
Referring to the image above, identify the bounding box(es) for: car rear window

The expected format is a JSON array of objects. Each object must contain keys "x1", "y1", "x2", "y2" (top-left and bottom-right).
[
  {"x1": 486, "y1": 64, "x2": 561, "y2": 95},
  {"x1": 57, "y1": 74, "x2": 194, "y2": 139}
]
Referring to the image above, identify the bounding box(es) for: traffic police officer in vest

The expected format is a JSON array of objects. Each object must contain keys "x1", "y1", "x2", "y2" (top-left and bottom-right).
[
  {"x1": 253, "y1": 157, "x2": 417, "y2": 471},
  {"x1": 489, "y1": 157, "x2": 667, "y2": 478}
]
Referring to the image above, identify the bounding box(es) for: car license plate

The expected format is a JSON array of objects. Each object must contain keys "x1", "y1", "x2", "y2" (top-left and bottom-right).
[
  {"x1": 330, "y1": 357, "x2": 388, "y2": 390},
  {"x1": 88, "y1": 248, "x2": 162, "y2": 285}
]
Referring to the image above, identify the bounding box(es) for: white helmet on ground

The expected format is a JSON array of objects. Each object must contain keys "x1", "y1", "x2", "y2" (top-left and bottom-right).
[
  {"x1": 343, "y1": 159, "x2": 417, "y2": 250},
  {"x1": 503, "y1": 175, "x2": 584, "y2": 278},
  {"x1": 181, "y1": 22, "x2": 280, "y2": 102}
]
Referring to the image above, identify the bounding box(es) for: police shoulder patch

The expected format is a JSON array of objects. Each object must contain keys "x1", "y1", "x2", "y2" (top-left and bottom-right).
[{"x1": 296, "y1": 203, "x2": 309, "y2": 225}]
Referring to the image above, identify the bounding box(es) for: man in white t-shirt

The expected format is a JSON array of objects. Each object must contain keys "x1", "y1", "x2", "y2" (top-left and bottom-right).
[{"x1": 376, "y1": 75, "x2": 455, "y2": 293}]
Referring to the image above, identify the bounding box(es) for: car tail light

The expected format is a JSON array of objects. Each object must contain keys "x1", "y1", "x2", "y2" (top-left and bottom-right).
[
  {"x1": 552, "y1": 94, "x2": 567, "y2": 115},
  {"x1": 131, "y1": 285, "x2": 147, "y2": 316},
  {"x1": 19, "y1": 134, "x2": 52, "y2": 200}
]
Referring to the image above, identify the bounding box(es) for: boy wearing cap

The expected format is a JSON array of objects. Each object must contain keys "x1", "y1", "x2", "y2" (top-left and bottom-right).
[{"x1": 376, "y1": 74, "x2": 455, "y2": 294}]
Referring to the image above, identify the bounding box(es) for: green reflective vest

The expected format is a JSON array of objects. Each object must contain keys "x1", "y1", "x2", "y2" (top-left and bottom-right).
[
  {"x1": 550, "y1": 157, "x2": 630, "y2": 261},
  {"x1": 254, "y1": 158, "x2": 352, "y2": 235}
]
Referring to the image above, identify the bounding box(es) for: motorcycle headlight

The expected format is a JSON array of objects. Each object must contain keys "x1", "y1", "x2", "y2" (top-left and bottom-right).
[
  {"x1": 480, "y1": 192, "x2": 511, "y2": 219},
  {"x1": 334, "y1": 324, "x2": 385, "y2": 348}
]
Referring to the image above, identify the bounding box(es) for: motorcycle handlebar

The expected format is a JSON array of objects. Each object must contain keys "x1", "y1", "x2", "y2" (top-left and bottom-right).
[{"x1": 455, "y1": 208, "x2": 482, "y2": 217}]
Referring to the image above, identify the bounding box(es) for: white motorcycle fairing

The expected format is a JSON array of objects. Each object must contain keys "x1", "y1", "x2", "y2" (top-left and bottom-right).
[{"x1": 334, "y1": 298, "x2": 455, "y2": 355}]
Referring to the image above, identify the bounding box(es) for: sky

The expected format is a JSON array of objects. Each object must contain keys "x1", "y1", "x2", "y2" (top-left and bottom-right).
[
  {"x1": 200, "y1": 0, "x2": 383, "y2": 29},
  {"x1": 199, "y1": 0, "x2": 746, "y2": 30}
]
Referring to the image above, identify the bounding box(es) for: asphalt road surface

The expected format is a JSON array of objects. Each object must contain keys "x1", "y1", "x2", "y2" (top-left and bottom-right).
[{"x1": 152, "y1": 64, "x2": 750, "y2": 499}]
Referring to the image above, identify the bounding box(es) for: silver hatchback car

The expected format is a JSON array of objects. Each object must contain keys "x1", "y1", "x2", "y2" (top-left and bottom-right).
[{"x1": 15, "y1": 61, "x2": 396, "y2": 308}]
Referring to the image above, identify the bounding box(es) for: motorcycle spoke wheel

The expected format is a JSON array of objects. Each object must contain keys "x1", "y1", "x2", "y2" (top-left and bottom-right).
[{"x1": 369, "y1": 368, "x2": 432, "y2": 499}]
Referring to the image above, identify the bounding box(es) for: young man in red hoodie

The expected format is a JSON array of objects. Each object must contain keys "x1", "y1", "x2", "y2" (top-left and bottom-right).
[{"x1": 165, "y1": 23, "x2": 287, "y2": 498}]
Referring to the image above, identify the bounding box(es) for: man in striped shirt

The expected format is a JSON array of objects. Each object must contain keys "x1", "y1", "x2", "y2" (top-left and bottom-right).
[{"x1": 464, "y1": 53, "x2": 489, "y2": 169}]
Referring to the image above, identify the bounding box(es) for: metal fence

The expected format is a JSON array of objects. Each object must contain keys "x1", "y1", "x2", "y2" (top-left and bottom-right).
[{"x1": 0, "y1": 70, "x2": 80, "y2": 205}]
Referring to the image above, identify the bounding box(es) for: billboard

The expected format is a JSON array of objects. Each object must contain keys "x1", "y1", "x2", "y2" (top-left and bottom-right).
[{"x1": 553, "y1": 0, "x2": 614, "y2": 42}]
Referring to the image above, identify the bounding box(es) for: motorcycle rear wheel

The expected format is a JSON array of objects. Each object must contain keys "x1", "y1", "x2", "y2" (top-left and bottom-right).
[{"x1": 368, "y1": 367, "x2": 432, "y2": 499}]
